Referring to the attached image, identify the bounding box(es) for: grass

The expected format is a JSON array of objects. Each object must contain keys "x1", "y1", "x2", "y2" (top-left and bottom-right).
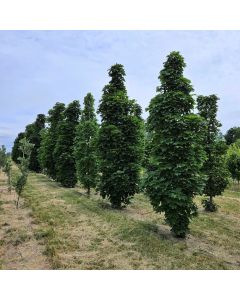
[{"x1": 11, "y1": 169, "x2": 238, "y2": 270}]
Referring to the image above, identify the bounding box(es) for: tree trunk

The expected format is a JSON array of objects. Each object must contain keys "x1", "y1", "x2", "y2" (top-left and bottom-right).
[
  {"x1": 16, "y1": 195, "x2": 20, "y2": 209},
  {"x1": 87, "y1": 187, "x2": 90, "y2": 197},
  {"x1": 209, "y1": 195, "x2": 213, "y2": 204}
]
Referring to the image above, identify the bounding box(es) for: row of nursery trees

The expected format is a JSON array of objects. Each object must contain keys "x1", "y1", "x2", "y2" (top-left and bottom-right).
[
  {"x1": 9, "y1": 51, "x2": 240, "y2": 238},
  {"x1": 1, "y1": 139, "x2": 34, "y2": 208}
]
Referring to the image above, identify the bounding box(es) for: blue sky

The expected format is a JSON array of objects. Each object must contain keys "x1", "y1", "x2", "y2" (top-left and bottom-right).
[{"x1": 0, "y1": 30, "x2": 240, "y2": 151}]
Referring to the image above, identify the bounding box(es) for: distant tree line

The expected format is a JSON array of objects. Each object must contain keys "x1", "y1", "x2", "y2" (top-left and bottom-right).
[{"x1": 10, "y1": 51, "x2": 240, "y2": 237}]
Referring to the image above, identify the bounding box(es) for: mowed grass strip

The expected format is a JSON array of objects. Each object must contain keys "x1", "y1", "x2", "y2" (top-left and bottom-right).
[{"x1": 17, "y1": 169, "x2": 240, "y2": 270}]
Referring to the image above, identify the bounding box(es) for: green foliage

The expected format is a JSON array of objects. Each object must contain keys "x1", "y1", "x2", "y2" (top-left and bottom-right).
[
  {"x1": 202, "y1": 198, "x2": 218, "y2": 212},
  {"x1": 98, "y1": 64, "x2": 144, "y2": 208},
  {"x1": 12, "y1": 132, "x2": 25, "y2": 163},
  {"x1": 74, "y1": 93, "x2": 98, "y2": 194},
  {"x1": 226, "y1": 141, "x2": 240, "y2": 183},
  {"x1": 54, "y1": 100, "x2": 81, "y2": 187},
  {"x1": 38, "y1": 128, "x2": 48, "y2": 173},
  {"x1": 3, "y1": 157, "x2": 12, "y2": 192},
  {"x1": 25, "y1": 114, "x2": 45, "y2": 172},
  {"x1": 141, "y1": 123, "x2": 152, "y2": 170},
  {"x1": 145, "y1": 51, "x2": 206, "y2": 238},
  {"x1": 224, "y1": 127, "x2": 240, "y2": 145},
  {"x1": 40, "y1": 102, "x2": 65, "y2": 179},
  {"x1": 0, "y1": 145, "x2": 7, "y2": 169},
  {"x1": 13, "y1": 137, "x2": 34, "y2": 208},
  {"x1": 17, "y1": 137, "x2": 34, "y2": 173},
  {"x1": 197, "y1": 95, "x2": 229, "y2": 211}
]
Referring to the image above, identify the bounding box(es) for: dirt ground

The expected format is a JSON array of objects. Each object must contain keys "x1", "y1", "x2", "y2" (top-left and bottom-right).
[{"x1": 0, "y1": 172, "x2": 50, "y2": 270}]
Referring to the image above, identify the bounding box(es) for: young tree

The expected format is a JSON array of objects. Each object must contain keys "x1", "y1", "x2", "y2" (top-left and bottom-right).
[
  {"x1": 225, "y1": 127, "x2": 240, "y2": 145},
  {"x1": 197, "y1": 95, "x2": 229, "y2": 212},
  {"x1": 145, "y1": 51, "x2": 206, "y2": 238},
  {"x1": 41, "y1": 102, "x2": 65, "y2": 179},
  {"x1": 74, "y1": 93, "x2": 98, "y2": 195},
  {"x1": 98, "y1": 64, "x2": 144, "y2": 209},
  {"x1": 54, "y1": 100, "x2": 81, "y2": 187},
  {"x1": 12, "y1": 132, "x2": 25, "y2": 163},
  {"x1": 3, "y1": 157, "x2": 12, "y2": 192},
  {"x1": 14, "y1": 137, "x2": 34, "y2": 208},
  {"x1": 0, "y1": 145, "x2": 7, "y2": 170}
]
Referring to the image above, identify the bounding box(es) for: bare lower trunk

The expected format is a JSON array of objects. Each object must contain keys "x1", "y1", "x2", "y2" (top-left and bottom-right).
[
  {"x1": 87, "y1": 187, "x2": 90, "y2": 197},
  {"x1": 209, "y1": 195, "x2": 213, "y2": 204},
  {"x1": 16, "y1": 195, "x2": 20, "y2": 209}
]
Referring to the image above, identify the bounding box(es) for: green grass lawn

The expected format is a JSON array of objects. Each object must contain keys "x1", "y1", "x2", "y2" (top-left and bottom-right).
[{"x1": 13, "y1": 170, "x2": 240, "y2": 269}]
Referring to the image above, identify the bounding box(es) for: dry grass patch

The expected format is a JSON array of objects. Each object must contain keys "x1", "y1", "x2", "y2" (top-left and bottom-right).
[
  {"x1": 7, "y1": 169, "x2": 240, "y2": 270},
  {"x1": 0, "y1": 171, "x2": 50, "y2": 270}
]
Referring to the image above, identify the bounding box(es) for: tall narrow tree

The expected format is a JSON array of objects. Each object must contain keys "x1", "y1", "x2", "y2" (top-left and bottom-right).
[
  {"x1": 74, "y1": 93, "x2": 98, "y2": 195},
  {"x1": 38, "y1": 128, "x2": 48, "y2": 173},
  {"x1": 54, "y1": 100, "x2": 81, "y2": 187},
  {"x1": 25, "y1": 114, "x2": 45, "y2": 172},
  {"x1": 31, "y1": 114, "x2": 45, "y2": 172},
  {"x1": 145, "y1": 51, "x2": 206, "y2": 238},
  {"x1": 197, "y1": 95, "x2": 229, "y2": 211},
  {"x1": 14, "y1": 137, "x2": 34, "y2": 208},
  {"x1": 41, "y1": 102, "x2": 65, "y2": 179},
  {"x1": 12, "y1": 132, "x2": 25, "y2": 163},
  {"x1": 98, "y1": 64, "x2": 144, "y2": 208}
]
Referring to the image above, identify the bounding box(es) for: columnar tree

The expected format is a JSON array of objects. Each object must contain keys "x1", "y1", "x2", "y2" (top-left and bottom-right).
[
  {"x1": 38, "y1": 128, "x2": 48, "y2": 173},
  {"x1": 197, "y1": 95, "x2": 229, "y2": 212},
  {"x1": 54, "y1": 100, "x2": 81, "y2": 187},
  {"x1": 12, "y1": 132, "x2": 25, "y2": 163},
  {"x1": 145, "y1": 51, "x2": 206, "y2": 238},
  {"x1": 74, "y1": 93, "x2": 98, "y2": 195},
  {"x1": 25, "y1": 114, "x2": 45, "y2": 172},
  {"x1": 40, "y1": 102, "x2": 65, "y2": 179},
  {"x1": 14, "y1": 138, "x2": 34, "y2": 208},
  {"x1": 98, "y1": 64, "x2": 144, "y2": 209}
]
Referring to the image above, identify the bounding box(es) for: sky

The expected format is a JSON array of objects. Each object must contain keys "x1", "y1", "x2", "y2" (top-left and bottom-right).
[{"x1": 0, "y1": 30, "x2": 240, "y2": 151}]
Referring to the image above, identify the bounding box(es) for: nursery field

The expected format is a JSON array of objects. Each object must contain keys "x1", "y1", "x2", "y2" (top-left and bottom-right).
[{"x1": 0, "y1": 166, "x2": 240, "y2": 270}]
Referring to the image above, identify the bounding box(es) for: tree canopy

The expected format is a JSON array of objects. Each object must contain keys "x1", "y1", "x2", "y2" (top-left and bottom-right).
[
  {"x1": 98, "y1": 64, "x2": 144, "y2": 208},
  {"x1": 25, "y1": 114, "x2": 46, "y2": 172},
  {"x1": 54, "y1": 100, "x2": 81, "y2": 187},
  {"x1": 225, "y1": 127, "x2": 240, "y2": 145},
  {"x1": 145, "y1": 51, "x2": 206, "y2": 237},
  {"x1": 226, "y1": 140, "x2": 240, "y2": 184},
  {"x1": 12, "y1": 132, "x2": 25, "y2": 163},
  {"x1": 74, "y1": 93, "x2": 99, "y2": 194},
  {"x1": 197, "y1": 95, "x2": 229, "y2": 211},
  {"x1": 40, "y1": 102, "x2": 65, "y2": 179}
]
